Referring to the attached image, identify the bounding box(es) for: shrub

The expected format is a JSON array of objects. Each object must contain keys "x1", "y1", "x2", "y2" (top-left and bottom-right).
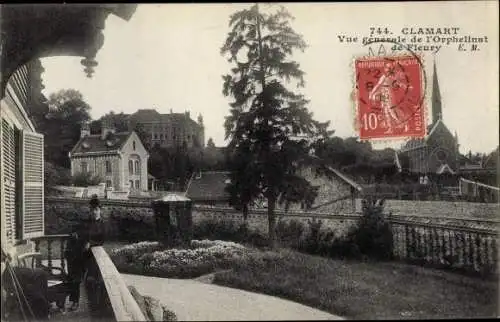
[
  {"x1": 71, "y1": 171, "x2": 103, "y2": 186},
  {"x1": 345, "y1": 197, "x2": 394, "y2": 260},
  {"x1": 276, "y1": 219, "x2": 305, "y2": 249},
  {"x1": 192, "y1": 218, "x2": 241, "y2": 241},
  {"x1": 301, "y1": 218, "x2": 323, "y2": 254},
  {"x1": 110, "y1": 210, "x2": 156, "y2": 242}
]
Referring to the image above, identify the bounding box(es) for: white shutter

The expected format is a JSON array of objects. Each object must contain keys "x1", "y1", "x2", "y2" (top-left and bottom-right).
[
  {"x1": 21, "y1": 130, "x2": 44, "y2": 239},
  {"x1": 1, "y1": 119, "x2": 16, "y2": 245}
]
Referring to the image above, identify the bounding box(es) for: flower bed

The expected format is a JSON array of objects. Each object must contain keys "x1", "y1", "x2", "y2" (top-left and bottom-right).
[{"x1": 110, "y1": 239, "x2": 248, "y2": 279}]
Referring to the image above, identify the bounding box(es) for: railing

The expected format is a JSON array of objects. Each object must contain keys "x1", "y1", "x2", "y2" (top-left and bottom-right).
[
  {"x1": 30, "y1": 235, "x2": 146, "y2": 321},
  {"x1": 390, "y1": 219, "x2": 498, "y2": 276},
  {"x1": 32, "y1": 234, "x2": 70, "y2": 276},
  {"x1": 87, "y1": 247, "x2": 146, "y2": 321}
]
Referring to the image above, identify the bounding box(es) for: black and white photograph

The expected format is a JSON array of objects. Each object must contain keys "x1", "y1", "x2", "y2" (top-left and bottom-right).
[{"x1": 1, "y1": 2, "x2": 498, "y2": 321}]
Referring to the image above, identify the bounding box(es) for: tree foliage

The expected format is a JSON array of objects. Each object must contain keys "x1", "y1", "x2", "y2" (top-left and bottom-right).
[
  {"x1": 40, "y1": 89, "x2": 92, "y2": 168},
  {"x1": 221, "y1": 4, "x2": 331, "y2": 247},
  {"x1": 71, "y1": 171, "x2": 103, "y2": 187},
  {"x1": 90, "y1": 112, "x2": 151, "y2": 150}
]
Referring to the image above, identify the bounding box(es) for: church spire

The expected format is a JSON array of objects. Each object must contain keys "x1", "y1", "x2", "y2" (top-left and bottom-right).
[{"x1": 431, "y1": 60, "x2": 442, "y2": 124}]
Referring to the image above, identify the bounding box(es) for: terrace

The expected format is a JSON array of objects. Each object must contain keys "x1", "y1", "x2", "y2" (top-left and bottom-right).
[{"x1": 7, "y1": 235, "x2": 146, "y2": 321}]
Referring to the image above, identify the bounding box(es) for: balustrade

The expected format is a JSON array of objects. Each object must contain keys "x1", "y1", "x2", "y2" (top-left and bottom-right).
[{"x1": 391, "y1": 220, "x2": 498, "y2": 276}]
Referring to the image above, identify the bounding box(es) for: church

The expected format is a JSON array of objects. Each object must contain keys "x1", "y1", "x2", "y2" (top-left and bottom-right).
[
  {"x1": 396, "y1": 62, "x2": 497, "y2": 188},
  {"x1": 397, "y1": 63, "x2": 460, "y2": 176}
]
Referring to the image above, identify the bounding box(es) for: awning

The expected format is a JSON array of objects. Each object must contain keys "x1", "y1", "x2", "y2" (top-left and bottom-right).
[{"x1": 1, "y1": 4, "x2": 138, "y2": 98}]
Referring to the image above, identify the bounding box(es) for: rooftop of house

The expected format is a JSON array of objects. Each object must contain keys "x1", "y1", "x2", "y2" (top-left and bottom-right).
[
  {"x1": 185, "y1": 165, "x2": 362, "y2": 203},
  {"x1": 70, "y1": 131, "x2": 133, "y2": 156},
  {"x1": 185, "y1": 171, "x2": 231, "y2": 202}
]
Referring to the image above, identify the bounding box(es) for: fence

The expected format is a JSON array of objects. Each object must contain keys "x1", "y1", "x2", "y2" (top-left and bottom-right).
[
  {"x1": 390, "y1": 217, "x2": 498, "y2": 276},
  {"x1": 459, "y1": 177, "x2": 499, "y2": 203}
]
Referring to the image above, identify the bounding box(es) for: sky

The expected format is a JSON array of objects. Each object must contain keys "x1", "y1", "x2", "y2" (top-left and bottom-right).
[{"x1": 41, "y1": 2, "x2": 499, "y2": 154}]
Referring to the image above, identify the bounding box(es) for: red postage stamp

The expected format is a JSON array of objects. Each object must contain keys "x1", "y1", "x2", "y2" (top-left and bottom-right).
[{"x1": 354, "y1": 55, "x2": 426, "y2": 140}]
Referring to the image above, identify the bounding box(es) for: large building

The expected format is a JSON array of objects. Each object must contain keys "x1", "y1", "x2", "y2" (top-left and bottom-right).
[
  {"x1": 69, "y1": 120, "x2": 150, "y2": 192},
  {"x1": 128, "y1": 108, "x2": 205, "y2": 149}
]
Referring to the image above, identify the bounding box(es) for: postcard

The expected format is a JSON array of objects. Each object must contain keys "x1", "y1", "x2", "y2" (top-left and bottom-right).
[{"x1": 1, "y1": 2, "x2": 498, "y2": 321}]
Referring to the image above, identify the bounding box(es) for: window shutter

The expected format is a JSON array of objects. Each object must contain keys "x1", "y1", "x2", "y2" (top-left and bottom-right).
[
  {"x1": 1, "y1": 119, "x2": 16, "y2": 245},
  {"x1": 21, "y1": 130, "x2": 44, "y2": 239}
]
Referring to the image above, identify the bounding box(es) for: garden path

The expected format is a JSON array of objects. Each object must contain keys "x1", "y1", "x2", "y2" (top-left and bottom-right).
[{"x1": 122, "y1": 273, "x2": 344, "y2": 321}]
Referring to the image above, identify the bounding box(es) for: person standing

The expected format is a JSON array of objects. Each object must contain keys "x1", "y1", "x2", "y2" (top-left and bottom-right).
[
  {"x1": 87, "y1": 195, "x2": 105, "y2": 246},
  {"x1": 64, "y1": 226, "x2": 87, "y2": 311},
  {"x1": 82, "y1": 195, "x2": 105, "y2": 285}
]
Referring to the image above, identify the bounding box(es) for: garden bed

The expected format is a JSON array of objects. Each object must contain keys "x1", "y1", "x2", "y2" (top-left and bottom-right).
[{"x1": 109, "y1": 240, "x2": 251, "y2": 279}]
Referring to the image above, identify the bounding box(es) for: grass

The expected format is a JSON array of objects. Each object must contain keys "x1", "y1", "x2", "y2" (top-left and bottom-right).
[{"x1": 212, "y1": 248, "x2": 498, "y2": 320}]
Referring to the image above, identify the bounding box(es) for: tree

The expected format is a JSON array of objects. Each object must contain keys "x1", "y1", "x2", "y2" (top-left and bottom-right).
[
  {"x1": 207, "y1": 137, "x2": 216, "y2": 148},
  {"x1": 221, "y1": 4, "x2": 331, "y2": 247},
  {"x1": 42, "y1": 89, "x2": 92, "y2": 168},
  {"x1": 90, "y1": 111, "x2": 130, "y2": 133}
]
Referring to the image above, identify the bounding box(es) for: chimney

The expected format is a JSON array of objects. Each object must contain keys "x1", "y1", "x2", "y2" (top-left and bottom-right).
[
  {"x1": 80, "y1": 122, "x2": 90, "y2": 139},
  {"x1": 101, "y1": 118, "x2": 116, "y2": 140}
]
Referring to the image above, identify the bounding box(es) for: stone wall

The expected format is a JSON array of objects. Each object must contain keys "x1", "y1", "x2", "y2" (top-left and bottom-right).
[
  {"x1": 45, "y1": 197, "x2": 360, "y2": 239},
  {"x1": 45, "y1": 197, "x2": 154, "y2": 239},
  {"x1": 192, "y1": 207, "x2": 360, "y2": 238},
  {"x1": 45, "y1": 197, "x2": 498, "y2": 240}
]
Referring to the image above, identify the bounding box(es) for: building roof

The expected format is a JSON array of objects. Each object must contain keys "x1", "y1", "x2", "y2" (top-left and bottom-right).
[
  {"x1": 155, "y1": 193, "x2": 191, "y2": 203},
  {"x1": 436, "y1": 163, "x2": 455, "y2": 175},
  {"x1": 326, "y1": 166, "x2": 363, "y2": 192},
  {"x1": 129, "y1": 109, "x2": 200, "y2": 128},
  {"x1": 70, "y1": 131, "x2": 132, "y2": 156},
  {"x1": 185, "y1": 171, "x2": 231, "y2": 201}
]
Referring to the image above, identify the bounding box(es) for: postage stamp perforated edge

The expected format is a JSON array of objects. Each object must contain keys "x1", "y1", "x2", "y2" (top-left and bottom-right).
[{"x1": 349, "y1": 52, "x2": 430, "y2": 145}]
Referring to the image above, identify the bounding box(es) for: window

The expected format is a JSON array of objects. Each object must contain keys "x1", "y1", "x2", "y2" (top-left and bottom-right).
[
  {"x1": 129, "y1": 180, "x2": 134, "y2": 189},
  {"x1": 106, "y1": 180, "x2": 112, "y2": 188},
  {"x1": 135, "y1": 180, "x2": 140, "y2": 189},
  {"x1": 133, "y1": 141, "x2": 136, "y2": 150},
  {"x1": 134, "y1": 160, "x2": 140, "y2": 174},
  {"x1": 128, "y1": 160, "x2": 134, "y2": 175},
  {"x1": 81, "y1": 162, "x2": 88, "y2": 173},
  {"x1": 105, "y1": 160, "x2": 112, "y2": 174},
  {"x1": 2, "y1": 119, "x2": 45, "y2": 243}
]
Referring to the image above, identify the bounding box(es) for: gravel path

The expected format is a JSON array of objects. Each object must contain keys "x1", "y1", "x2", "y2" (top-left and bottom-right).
[{"x1": 122, "y1": 273, "x2": 344, "y2": 321}]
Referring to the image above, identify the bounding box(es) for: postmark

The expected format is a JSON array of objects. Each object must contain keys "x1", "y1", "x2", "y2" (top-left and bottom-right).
[{"x1": 353, "y1": 46, "x2": 427, "y2": 141}]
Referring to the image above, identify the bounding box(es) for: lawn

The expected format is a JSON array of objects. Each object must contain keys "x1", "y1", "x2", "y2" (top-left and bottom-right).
[{"x1": 212, "y1": 248, "x2": 498, "y2": 320}]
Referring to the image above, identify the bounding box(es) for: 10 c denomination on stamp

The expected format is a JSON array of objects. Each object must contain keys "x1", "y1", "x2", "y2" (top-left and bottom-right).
[{"x1": 354, "y1": 55, "x2": 426, "y2": 140}]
